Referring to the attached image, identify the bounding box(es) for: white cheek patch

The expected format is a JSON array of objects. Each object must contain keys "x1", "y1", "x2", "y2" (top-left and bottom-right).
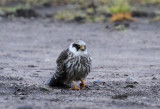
[
  {"x1": 69, "y1": 44, "x2": 87, "y2": 56},
  {"x1": 69, "y1": 45, "x2": 77, "y2": 54}
]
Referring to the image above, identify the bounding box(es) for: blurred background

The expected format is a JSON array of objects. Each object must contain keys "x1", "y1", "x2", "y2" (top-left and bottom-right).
[{"x1": 0, "y1": 0, "x2": 160, "y2": 22}]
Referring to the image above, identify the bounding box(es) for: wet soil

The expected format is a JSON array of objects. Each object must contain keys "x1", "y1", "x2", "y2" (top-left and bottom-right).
[{"x1": 0, "y1": 18, "x2": 160, "y2": 109}]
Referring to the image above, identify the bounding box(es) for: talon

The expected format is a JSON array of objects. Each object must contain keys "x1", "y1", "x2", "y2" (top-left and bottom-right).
[
  {"x1": 69, "y1": 82, "x2": 80, "y2": 90},
  {"x1": 69, "y1": 87, "x2": 80, "y2": 90},
  {"x1": 80, "y1": 79, "x2": 85, "y2": 89}
]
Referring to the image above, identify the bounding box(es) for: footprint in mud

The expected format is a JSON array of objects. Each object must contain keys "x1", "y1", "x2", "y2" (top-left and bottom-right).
[
  {"x1": 28, "y1": 65, "x2": 37, "y2": 68},
  {"x1": 112, "y1": 94, "x2": 128, "y2": 100},
  {"x1": 13, "y1": 87, "x2": 28, "y2": 96}
]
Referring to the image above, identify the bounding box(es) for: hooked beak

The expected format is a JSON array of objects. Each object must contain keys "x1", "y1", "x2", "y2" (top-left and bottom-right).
[{"x1": 80, "y1": 45, "x2": 85, "y2": 51}]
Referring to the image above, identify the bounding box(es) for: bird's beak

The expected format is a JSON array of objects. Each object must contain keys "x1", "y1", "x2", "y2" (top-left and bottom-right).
[{"x1": 80, "y1": 45, "x2": 85, "y2": 51}]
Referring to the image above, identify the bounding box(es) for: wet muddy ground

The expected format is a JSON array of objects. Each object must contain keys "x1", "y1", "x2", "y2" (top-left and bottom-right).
[{"x1": 0, "y1": 18, "x2": 160, "y2": 109}]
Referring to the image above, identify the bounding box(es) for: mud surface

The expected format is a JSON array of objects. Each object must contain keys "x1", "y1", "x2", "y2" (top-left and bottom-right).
[{"x1": 0, "y1": 18, "x2": 160, "y2": 109}]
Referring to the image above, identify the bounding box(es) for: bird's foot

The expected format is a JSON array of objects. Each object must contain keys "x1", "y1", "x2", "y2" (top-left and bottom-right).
[
  {"x1": 69, "y1": 82, "x2": 80, "y2": 90},
  {"x1": 80, "y1": 80, "x2": 85, "y2": 89},
  {"x1": 69, "y1": 86, "x2": 80, "y2": 90}
]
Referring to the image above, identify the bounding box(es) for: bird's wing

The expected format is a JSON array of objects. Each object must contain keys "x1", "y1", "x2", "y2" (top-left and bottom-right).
[
  {"x1": 56, "y1": 49, "x2": 69, "y2": 65},
  {"x1": 55, "y1": 49, "x2": 70, "y2": 78},
  {"x1": 47, "y1": 49, "x2": 69, "y2": 86}
]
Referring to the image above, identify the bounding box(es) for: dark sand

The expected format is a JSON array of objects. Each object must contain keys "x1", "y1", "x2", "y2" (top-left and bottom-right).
[{"x1": 0, "y1": 18, "x2": 160, "y2": 109}]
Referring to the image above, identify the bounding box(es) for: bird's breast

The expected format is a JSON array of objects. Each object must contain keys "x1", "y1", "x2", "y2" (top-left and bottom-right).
[{"x1": 65, "y1": 55, "x2": 91, "y2": 81}]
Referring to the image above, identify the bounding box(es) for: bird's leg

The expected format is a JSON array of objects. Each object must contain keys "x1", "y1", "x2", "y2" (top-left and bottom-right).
[
  {"x1": 80, "y1": 79, "x2": 85, "y2": 89},
  {"x1": 69, "y1": 82, "x2": 80, "y2": 90}
]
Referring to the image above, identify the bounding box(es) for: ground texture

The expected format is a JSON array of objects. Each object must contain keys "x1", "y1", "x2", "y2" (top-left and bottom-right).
[{"x1": 0, "y1": 18, "x2": 160, "y2": 109}]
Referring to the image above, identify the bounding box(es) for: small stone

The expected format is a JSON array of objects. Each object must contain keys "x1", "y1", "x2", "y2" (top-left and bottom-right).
[
  {"x1": 28, "y1": 65, "x2": 36, "y2": 68},
  {"x1": 12, "y1": 69, "x2": 17, "y2": 71},
  {"x1": 142, "y1": 97, "x2": 147, "y2": 100},
  {"x1": 17, "y1": 105, "x2": 33, "y2": 109},
  {"x1": 94, "y1": 80, "x2": 101, "y2": 83},
  {"x1": 20, "y1": 96, "x2": 26, "y2": 100},
  {"x1": 152, "y1": 77, "x2": 157, "y2": 80},
  {"x1": 124, "y1": 74, "x2": 128, "y2": 76},
  {"x1": 126, "y1": 77, "x2": 138, "y2": 84}
]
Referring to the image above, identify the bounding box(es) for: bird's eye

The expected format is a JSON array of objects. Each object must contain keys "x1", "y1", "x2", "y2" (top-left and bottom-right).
[{"x1": 73, "y1": 44, "x2": 80, "y2": 51}]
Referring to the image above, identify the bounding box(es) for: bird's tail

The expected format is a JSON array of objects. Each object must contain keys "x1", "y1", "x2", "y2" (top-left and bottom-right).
[{"x1": 46, "y1": 73, "x2": 63, "y2": 86}]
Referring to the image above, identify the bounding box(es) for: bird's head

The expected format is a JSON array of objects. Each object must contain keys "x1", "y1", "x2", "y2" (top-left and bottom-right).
[{"x1": 69, "y1": 40, "x2": 87, "y2": 56}]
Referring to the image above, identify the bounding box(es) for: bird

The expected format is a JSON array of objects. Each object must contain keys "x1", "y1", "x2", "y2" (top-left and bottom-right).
[{"x1": 47, "y1": 40, "x2": 92, "y2": 90}]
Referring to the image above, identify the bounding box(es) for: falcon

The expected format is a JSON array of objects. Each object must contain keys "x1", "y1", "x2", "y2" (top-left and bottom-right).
[{"x1": 47, "y1": 40, "x2": 92, "y2": 90}]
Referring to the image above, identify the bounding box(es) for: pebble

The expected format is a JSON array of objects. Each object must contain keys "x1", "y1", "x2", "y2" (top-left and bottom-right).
[
  {"x1": 124, "y1": 74, "x2": 128, "y2": 76},
  {"x1": 152, "y1": 77, "x2": 157, "y2": 80},
  {"x1": 126, "y1": 77, "x2": 138, "y2": 84},
  {"x1": 94, "y1": 80, "x2": 101, "y2": 83},
  {"x1": 17, "y1": 105, "x2": 33, "y2": 109}
]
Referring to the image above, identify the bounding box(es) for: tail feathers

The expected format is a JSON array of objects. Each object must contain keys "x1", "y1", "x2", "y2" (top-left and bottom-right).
[{"x1": 46, "y1": 73, "x2": 64, "y2": 87}]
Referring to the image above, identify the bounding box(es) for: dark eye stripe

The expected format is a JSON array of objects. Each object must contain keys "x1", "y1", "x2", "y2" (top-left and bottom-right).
[{"x1": 73, "y1": 44, "x2": 80, "y2": 51}]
